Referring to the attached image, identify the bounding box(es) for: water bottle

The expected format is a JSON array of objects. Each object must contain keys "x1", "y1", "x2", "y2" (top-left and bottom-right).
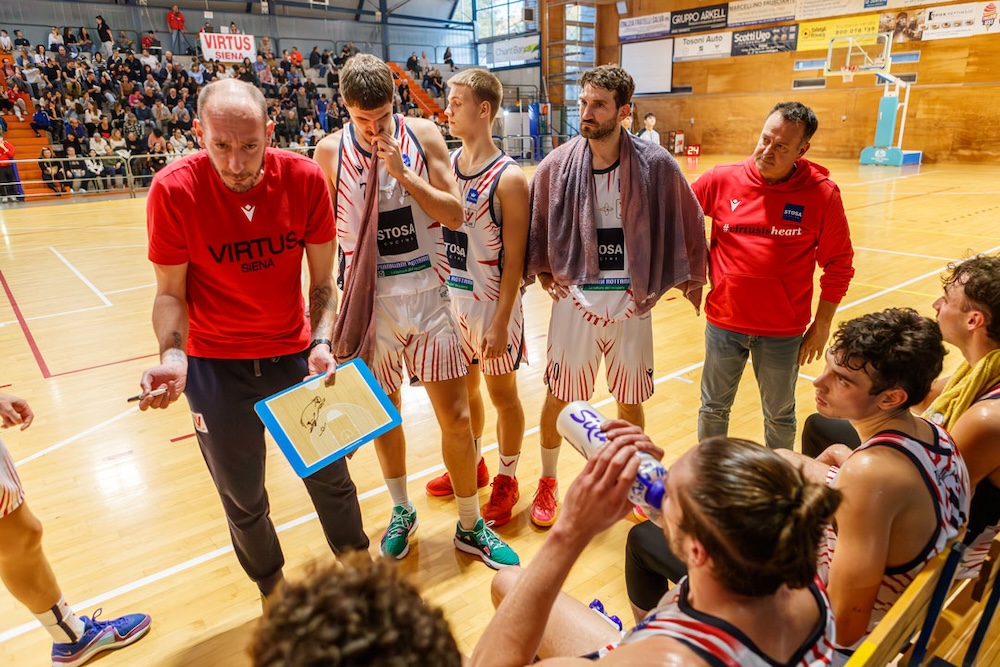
[{"x1": 556, "y1": 401, "x2": 667, "y2": 521}]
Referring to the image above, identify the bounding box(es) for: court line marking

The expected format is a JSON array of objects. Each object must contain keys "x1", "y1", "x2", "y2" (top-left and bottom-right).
[
  {"x1": 105, "y1": 283, "x2": 155, "y2": 294},
  {"x1": 5, "y1": 246, "x2": 1000, "y2": 644},
  {"x1": 13, "y1": 408, "x2": 140, "y2": 467},
  {"x1": 0, "y1": 304, "x2": 108, "y2": 327},
  {"x1": 854, "y1": 246, "x2": 953, "y2": 262},
  {"x1": 838, "y1": 169, "x2": 940, "y2": 187},
  {"x1": 0, "y1": 266, "x2": 50, "y2": 377},
  {"x1": 60, "y1": 244, "x2": 148, "y2": 252},
  {"x1": 50, "y1": 246, "x2": 112, "y2": 307}
]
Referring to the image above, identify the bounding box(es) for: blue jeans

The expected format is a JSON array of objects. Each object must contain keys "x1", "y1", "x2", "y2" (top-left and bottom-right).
[{"x1": 698, "y1": 321, "x2": 802, "y2": 449}]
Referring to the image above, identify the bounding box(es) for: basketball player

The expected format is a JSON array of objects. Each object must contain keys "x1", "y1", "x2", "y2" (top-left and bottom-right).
[
  {"x1": 525, "y1": 65, "x2": 706, "y2": 527},
  {"x1": 0, "y1": 391, "x2": 151, "y2": 666},
  {"x1": 313, "y1": 54, "x2": 518, "y2": 568},
  {"x1": 476, "y1": 432, "x2": 841, "y2": 666},
  {"x1": 421, "y1": 68, "x2": 529, "y2": 527},
  {"x1": 778, "y1": 309, "x2": 969, "y2": 652}
]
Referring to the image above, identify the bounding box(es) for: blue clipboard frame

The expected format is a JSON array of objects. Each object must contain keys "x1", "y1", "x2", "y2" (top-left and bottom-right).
[{"x1": 254, "y1": 358, "x2": 401, "y2": 477}]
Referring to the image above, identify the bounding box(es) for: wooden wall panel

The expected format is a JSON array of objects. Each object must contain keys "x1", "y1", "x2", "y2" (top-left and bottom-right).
[{"x1": 585, "y1": 2, "x2": 1000, "y2": 162}]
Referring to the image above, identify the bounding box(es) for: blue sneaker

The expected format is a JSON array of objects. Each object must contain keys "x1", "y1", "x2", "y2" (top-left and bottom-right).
[
  {"x1": 51, "y1": 609, "x2": 152, "y2": 667},
  {"x1": 589, "y1": 599, "x2": 624, "y2": 631},
  {"x1": 380, "y1": 504, "x2": 418, "y2": 559},
  {"x1": 454, "y1": 518, "x2": 520, "y2": 569}
]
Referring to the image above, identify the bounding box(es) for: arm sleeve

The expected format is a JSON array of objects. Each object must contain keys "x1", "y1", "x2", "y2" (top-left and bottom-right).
[
  {"x1": 690, "y1": 169, "x2": 714, "y2": 217},
  {"x1": 146, "y1": 173, "x2": 190, "y2": 266},
  {"x1": 816, "y1": 185, "x2": 855, "y2": 304},
  {"x1": 304, "y1": 162, "x2": 336, "y2": 244}
]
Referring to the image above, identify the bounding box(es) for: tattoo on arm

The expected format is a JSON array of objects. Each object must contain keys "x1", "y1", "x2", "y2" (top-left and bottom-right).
[
  {"x1": 309, "y1": 285, "x2": 335, "y2": 331},
  {"x1": 171, "y1": 332, "x2": 183, "y2": 349}
]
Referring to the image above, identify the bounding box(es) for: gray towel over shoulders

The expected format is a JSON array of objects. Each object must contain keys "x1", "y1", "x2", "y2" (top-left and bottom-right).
[{"x1": 525, "y1": 132, "x2": 707, "y2": 315}]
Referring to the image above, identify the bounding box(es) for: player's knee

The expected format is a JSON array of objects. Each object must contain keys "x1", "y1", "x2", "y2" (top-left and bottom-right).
[
  {"x1": 0, "y1": 509, "x2": 44, "y2": 559},
  {"x1": 490, "y1": 566, "x2": 523, "y2": 608}
]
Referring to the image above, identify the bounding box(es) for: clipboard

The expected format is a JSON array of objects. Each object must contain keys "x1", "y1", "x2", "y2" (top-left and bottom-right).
[{"x1": 254, "y1": 359, "x2": 401, "y2": 477}]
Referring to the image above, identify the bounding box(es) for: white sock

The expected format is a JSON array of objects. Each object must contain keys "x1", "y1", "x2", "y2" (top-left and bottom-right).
[
  {"x1": 385, "y1": 476, "x2": 411, "y2": 510},
  {"x1": 456, "y1": 494, "x2": 480, "y2": 530},
  {"x1": 498, "y1": 452, "x2": 520, "y2": 478},
  {"x1": 474, "y1": 437, "x2": 482, "y2": 461},
  {"x1": 540, "y1": 445, "x2": 560, "y2": 479},
  {"x1": 35, "y1": 596, "x2": 86, "y2": 644}
]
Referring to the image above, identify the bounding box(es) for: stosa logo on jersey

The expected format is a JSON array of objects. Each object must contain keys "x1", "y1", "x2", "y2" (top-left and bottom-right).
[{"x1": 207, "y1": 231, "x2": 303, "y2": 273}]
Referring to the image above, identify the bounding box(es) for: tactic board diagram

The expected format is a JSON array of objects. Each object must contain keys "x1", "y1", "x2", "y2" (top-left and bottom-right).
[{"x1": 255, "y1": 359, "x2": 401, "y2": 477}]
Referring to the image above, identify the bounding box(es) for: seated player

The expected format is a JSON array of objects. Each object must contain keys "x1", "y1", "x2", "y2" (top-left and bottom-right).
[
  {"x1": 623, "y1": 308, "x2": 970, "y2": 659},
  {"x1": 802, "y1": 255, "x2": 1000, "y2": 579},
  {"x1": 251, "y1": 551, "x2": 462, "y2": 667},
  {"x1": 474, "y1": 432, "x2": 842, "y2": 666}
]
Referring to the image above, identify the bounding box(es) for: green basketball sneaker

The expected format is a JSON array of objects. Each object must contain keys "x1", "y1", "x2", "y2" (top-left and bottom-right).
[
  {"x1": 454, "y1": 518, "x2": 520, "y2": 569},
  {"x1": 380, "y1": 504, "x2": 418, "y2": 559}
]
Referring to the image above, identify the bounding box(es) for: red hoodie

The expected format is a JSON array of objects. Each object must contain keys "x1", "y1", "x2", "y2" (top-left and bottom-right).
[{"x1": 692, "y1": 157, "x2": 854, "y2": 337}]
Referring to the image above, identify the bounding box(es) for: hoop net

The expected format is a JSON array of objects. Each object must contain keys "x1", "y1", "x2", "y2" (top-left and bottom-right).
[{"x1": 841, "y1": 65, "x2": 859, "y2": 82}]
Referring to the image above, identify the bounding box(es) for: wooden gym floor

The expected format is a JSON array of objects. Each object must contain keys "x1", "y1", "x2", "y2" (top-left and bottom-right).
[{"x1": 1, "y1": 156, "x2": 998, "y2": 665}]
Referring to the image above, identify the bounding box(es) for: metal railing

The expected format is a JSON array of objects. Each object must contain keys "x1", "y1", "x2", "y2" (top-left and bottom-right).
[{"x1": 3, "y1": 152, "x2": 190, "y2": 201}]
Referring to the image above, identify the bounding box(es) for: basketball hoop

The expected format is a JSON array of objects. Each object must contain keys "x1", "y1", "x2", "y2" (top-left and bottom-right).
[{"x1": 841, "y1": 65, "x2": 859, "y2": 82}]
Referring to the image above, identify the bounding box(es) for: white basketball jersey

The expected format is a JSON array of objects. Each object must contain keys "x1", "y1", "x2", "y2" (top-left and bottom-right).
[
  {"x1": 335, "y1": 114, "x2": 448, "y2": 296},
  {"x1": 816, "y1": 421, "x2": 969, "y2": 649},
  {"x1": 444, "y1": 148, "x2": 518, "y2": 301},
  {"x1": 569, "y1": 163, "x2": 635, "y2": 325}
]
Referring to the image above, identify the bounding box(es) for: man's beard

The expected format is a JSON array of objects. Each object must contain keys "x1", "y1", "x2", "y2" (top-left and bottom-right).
[{"x1": 580, "y1": 118, "x2": 617, "y2": 141}]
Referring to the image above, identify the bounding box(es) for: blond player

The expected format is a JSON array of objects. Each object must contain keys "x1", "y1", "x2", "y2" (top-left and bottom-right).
[{"x1": 422, "y1": 69, "x2": 529, "y2": 527}]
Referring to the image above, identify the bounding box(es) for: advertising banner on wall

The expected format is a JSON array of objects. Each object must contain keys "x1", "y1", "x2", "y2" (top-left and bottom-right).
[
  {"x1": 199, "y1": 32, "x2": 256, "y2": 62},
  {"x1": 482, "y1": 35, "x2": 540, "y2": 65},
  {"x1": 921, "y1": 2, "x2": 993, "y2": 39},
  {"x1": 795, "y1": 0, "x2": 866, "y2": 21},
  {"x1": 619, "y1": 11, "x2": 672, "y2": 42},
  {"x1": 731, "y1": 24, "x2": 800, "y2": 55},
  {"x1": 796, "y1": 14, "x2": 880, "y2": 50},
  {"x1": 670, "y1": 4, "x2": 729, "y2": 35},
  {"x1": 728, "y1": 0, "x2": 797, "y2": 27},
  {"x1": 673, "y1": 31, "x2": 734, "y2": 60}
]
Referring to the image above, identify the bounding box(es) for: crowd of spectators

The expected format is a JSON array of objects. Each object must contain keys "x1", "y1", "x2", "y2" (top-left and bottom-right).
[{"x1": 0, "y1": 14, "x2": 460, "y2": 197}]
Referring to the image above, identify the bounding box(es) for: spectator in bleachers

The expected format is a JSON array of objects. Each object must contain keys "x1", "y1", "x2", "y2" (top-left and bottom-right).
[
  {"x1": 38, "y1": 146, "x2": 67, "y2": 195},
  {"x1": 308, "y1": 46, "x2": 321, "y2": 71},
  {"x1": 139, "y1": 48, "x2": 159, "y2": 70},
  {"x1": 167, "y1": 6, "x2": 190, "y2": 56},
  {"x1": 32, "y1": 45, "x2": 46, "y2": 66},
  {"x1": 62, "y1": 28, "x2": 80, "y2": 59},
  {"x1": 168, "y1": 127, "x2": 187, "y2": 154},
  {"x1": 63, "y1": 145, "x2": 87, "y2": 193},
  {"x1": 257, "y1": 36, "x2": 275, "y2": 60},
  {"x1": 95, "y1": 16, "x2": 113, "y2": 58},
  {"x1": 89, "y1": 131, "x2": 109, "y2": 155},
  {"x1": 47, "y1": 27, "x2": 64, "y2": 52},
  {"x1": 419, "y1": 51, "x2": 430, "y2": 73},
  {"x1": 443, "y1": 46, "x2": 456, "y2": 71},
  {"x1": 229, "y1": 22, "x2": 241, "y2": 35},
  {"x1": 289, "y1": 46, "x2": 303, "y2": 67},
  {"x1": 406, "y1": 52, "x2": 419, "y2": 77},
  {"x1": 147, "y1": 126, "x2": 166, "y2": 153},
  {"x1": 1, "y1": 87, "x2": 24, "y2": 122},
  {"x1": 96, "y1": 116, "x2": 112, "y2": 139},
  {"x1": 0, "y1": 30, "x2": 12, "y2": 53},
  {"x1": 13, "y1": 30, "x2": 30, "y2": 51},
  {"x1": 54, "y1": 45, "x2": 73, "y2": 70},
  {"x1": 30, "y1": 104, "x2": 54, "y2": 138},
  {"x1": 84, "y1": 148, "x2": 104, "y2": 190},
  {"x1": 336, "y1": 42, "x2": 352, "y2": 66},
  {"x1": 314, "y1": 93, "x2": 328, "y2": 131},
  {"x1": 78, "y1": 28, "x2": 96, "y2": 59},
  {"x1": 141, "y1": 31, "x2": 159, "y2": 55},
  {"x1": 101, "y1": 144, "x2": 125, "y2": 189},
  {"x1": 112, "y1": 33, "x2": 131, "y2": 54}
]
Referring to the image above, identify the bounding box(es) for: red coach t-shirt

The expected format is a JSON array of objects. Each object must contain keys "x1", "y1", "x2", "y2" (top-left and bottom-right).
[{"x1": 147, "y1": 148, "x2": 335, "y2": 359}]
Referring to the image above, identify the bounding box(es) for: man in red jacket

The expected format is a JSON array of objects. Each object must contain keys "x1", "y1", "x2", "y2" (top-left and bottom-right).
[
  {"x1": 693, "y1": 101, "x2": 854, "y2": 450},
  {"x1": 166, "y1": 5, "x2": 192, "y2": 56}
]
